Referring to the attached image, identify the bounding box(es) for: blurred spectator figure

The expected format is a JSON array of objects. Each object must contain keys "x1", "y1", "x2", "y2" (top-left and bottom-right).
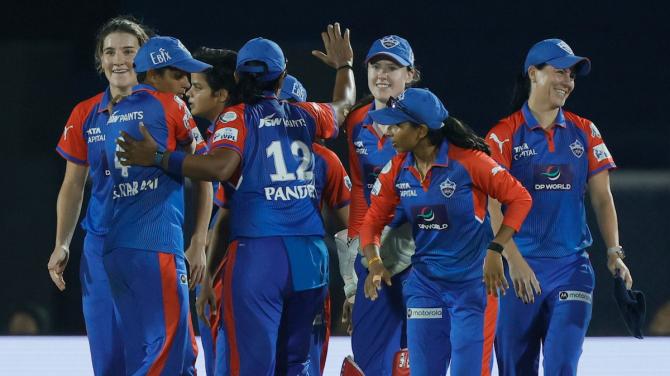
[
  {"x1": 6, "y1": 303, "x2": 51, "y2": 335},
  {"x1": 649, "y1": 301, "x2": 670, "y2": 336}
]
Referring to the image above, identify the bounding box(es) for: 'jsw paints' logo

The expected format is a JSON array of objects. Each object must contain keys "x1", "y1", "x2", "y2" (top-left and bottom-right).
[{"x1": 150, "y1": 48, "x2": 171, "y2": 65}]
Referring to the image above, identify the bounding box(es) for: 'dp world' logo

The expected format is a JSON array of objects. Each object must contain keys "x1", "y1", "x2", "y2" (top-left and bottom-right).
[
  {"x1": 533, "y1": 164, "x2": 573, "y2": 191},
  {"x1": 412, "y1": 205, "x2": 449, "y2": 231}
]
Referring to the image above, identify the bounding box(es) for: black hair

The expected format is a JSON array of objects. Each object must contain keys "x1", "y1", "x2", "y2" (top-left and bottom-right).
[
  {"x1": 236, "y1": 61, "x2": 284, "y2": 104},
  {"x1": 510, "y1": 63, "x2": 547, "y2": 111},
  {"x1": 192, "y1": 47, "x2": 240, "y2": 106},
  {"x1": 94, "y1": 15, "x2": 153, "y2": 74},
  {"x1": 417, "y1": 116, "x2": 490, "y2": 155}
]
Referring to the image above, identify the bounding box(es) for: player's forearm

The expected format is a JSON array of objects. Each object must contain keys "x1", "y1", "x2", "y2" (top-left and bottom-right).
[
  {"x1": 54, "y1": 179, "x2": 86, "y2": 248},
  {"x1": 206, "y1": 208, "x2": 229, "y2": 277},
  {"x1": 591, "y1": 192, "x2": 620, "y2": 248},
  {"x1": 331, "y1": 67, "x2": 356, "y2": 125},
  {"x1": 161, "y1": 151, "x2": 238, "y2": 182},
  {"x1": 190, "y1": 180, "x2": 213, "y2": 247}
]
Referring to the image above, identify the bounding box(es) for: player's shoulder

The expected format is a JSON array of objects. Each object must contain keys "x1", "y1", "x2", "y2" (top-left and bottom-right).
[
  {"x1": 215, "y1": 104, "x2": 246, "y2": 126},
  {"x1": 448, "y1": 144, "x2": 493, "y2": 169},
  {"x1": 71, "y1": 92, "x2": 105, "y2": 117},
  {"x1": 563, "y1": 109, "x2": 594, "y2": 132},
  {"x1": 345, "y1": 102, "x2": 372, "y2": 130},
  {"x1": 488, "y1": 110, "x2": 524, "y2": 137}
]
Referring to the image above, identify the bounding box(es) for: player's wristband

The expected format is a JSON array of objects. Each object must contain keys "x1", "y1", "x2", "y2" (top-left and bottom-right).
[
  {"x1": 367, "y1": 255, "x2": 382, "y2": 268},
  {"x1": 337, "y1": 64, "x2": 353, "y2": 71},
  {"x1": 153, "y1": 149, "x2": 165, "y2": 167},
  {"x1": 167, "y1": 151, "x2": 186, "y2": 176},
  {"x1": 487, "y1": 241, "x2": 504, "y2": 254}
]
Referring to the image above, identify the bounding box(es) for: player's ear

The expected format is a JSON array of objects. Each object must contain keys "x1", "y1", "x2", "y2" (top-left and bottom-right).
[{"x1": 215, "y1": 89, "x2": 229, "y2": 105}]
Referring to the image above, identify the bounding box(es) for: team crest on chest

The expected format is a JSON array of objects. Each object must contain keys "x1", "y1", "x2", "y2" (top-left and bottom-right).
[
  {"x1": 439, "y1": 178, "x2": 456, "y2": 198},
  {"x1": 569, "y1": 139, "x2": 584, "y2": 158}
]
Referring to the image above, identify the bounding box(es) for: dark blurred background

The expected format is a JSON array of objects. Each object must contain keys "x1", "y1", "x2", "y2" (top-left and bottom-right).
[{"x1": 2, "y1": 1, "x2": 669, "y2": 337}]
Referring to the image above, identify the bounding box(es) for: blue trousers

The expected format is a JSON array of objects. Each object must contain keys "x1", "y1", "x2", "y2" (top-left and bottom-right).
[
  {"x1": 403, "y1": 269, "x2": 492, "y2": 376},
  {"x1": 80, "y1": 233, "x2": 125, "y2": 375},
  {"x1": 351, "y1": 254, "x2": 410, "y2": 376},
  {"x1": 104, "y1": 249, "x2": 197, "y2": 376},
  {"x1": 216, "y1": 237, "x2": 328, "y2": 376},
  {"x1": 495, "y1": 252, "x2": 595, "y2": 376}
]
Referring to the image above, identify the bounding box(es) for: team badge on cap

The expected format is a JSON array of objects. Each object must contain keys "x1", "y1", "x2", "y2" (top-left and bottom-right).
[{"x1": 381, "y1": 36, "x2": 400, "y2": 48}]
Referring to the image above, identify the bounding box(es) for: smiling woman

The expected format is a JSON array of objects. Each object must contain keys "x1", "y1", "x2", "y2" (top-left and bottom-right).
[
  {"x1": 487, "y1": 38, "x2": 633, "y2": 376},
  {"x1": 48, "y1": 16, "x2": 150, "y2": 376}
]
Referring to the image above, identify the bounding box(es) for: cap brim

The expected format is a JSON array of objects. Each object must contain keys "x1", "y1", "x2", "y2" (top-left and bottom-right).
[
  {"x1": 547, "y1": 55, "x2": 591, "y2": 75},
  {"x1": 365, "y1": 52, "x2": 411, "y2": 67},
  {"x1": 171, "y1": 58, "x2": 212, "y2": 73},
  {"x1": 368, "y1": 107, "x2": 418, "y2": 126}
]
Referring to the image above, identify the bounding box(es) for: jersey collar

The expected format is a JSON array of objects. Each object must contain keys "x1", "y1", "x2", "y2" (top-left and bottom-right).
[
  {"x1": 402, "y1": 140, "x2": 450, "y2": 169},
  {"x1": 522, "y1": 101, "x2": 567, "y2": 130},
  {"x1": 96, "y1": 87, "x2": 113, "y2": 113}
]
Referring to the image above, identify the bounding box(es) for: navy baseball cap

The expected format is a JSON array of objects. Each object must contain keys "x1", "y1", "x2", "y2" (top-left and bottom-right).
[
  {"x1": 236, "y1": 37, "x2": 286, "y2": 81},
  {"x1": 279, "y1": 74, "x2": 307, "y2": 102},
  {"x1": 368, "y1": 88, "x2": 448, "y2": 129},
  {"x1": 613, "y1": 276, "x2": 646, "y2": 339},
  {"x1": 524, "y1": 38, "x2": 591, "y2": 76},
  {"x1": 134, "y1": 36, "x2": 212, "y2": 73},
  {"x1": 365, "y1": 35, "x2": 414, "y2": 67}
]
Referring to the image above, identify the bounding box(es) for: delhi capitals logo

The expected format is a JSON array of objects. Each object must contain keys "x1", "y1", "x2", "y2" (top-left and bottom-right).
[
  {"x1": 570, "y1": 139, "x2": 584, "y2": 158},
  {"x1": 381, "y1": 36, "x2": 400, "y2": 49},
  {"x1": 416, "y1": 207, "x2": 435, "y2": 222},
  {"x1": 541, "y1": 166, "x2": 562, "y2": 181},
  {"x1": 556, "y1": 40, "x2": 574, "y2": 55},
  {"x1": 440, "y1": 178, "x2": 456, "y2": 198}
]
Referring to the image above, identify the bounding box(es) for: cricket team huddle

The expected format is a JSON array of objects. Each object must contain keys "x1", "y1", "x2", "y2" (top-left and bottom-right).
[{"x1": 48, "y1": 14, "x2": 634, "y2": 376}]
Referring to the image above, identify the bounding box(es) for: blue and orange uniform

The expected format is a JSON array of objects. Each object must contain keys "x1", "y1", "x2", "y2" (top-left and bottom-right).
[
  {"x1": 488, "y1": 102, "x2": 616, "y2": 375},
  {"x1": 359, "y1": 88, "x2": 532, "y2": 376},
  {"x1": 209, "y1": 95, "x2": 338, "y2": 375},
  {"x1": 360, "y1": 143, "x2": 531, "y2": 376},
  {"x1": 56, "y1": 89, "x2": 125, "y2": 375},
  {"x1": 102, "y1": 81, "x2": 206, "y2": 375}
]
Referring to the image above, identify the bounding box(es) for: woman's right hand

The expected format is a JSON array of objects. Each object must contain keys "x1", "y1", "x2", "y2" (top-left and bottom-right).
[
  {"x1": 311, "y1": 23, "x2": 353, "y2": 69},
  {"x1": 506, "y1": 252, "x2": 541, "y2": 303},
  {"x1": 341, "y1": 296, "x2": 354, "y2": 335},
  {"x1": 47, "y1": 246, "x2": 70, "y2": 291},
  {"x1": 364, "y1": 261, "x2": 392, "y2": 301},
  {"x1": 195, "y1": 277, "x2": 217, "y2": 328}
]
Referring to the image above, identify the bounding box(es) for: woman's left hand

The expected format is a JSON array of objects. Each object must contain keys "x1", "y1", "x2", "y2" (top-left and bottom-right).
[
  {"x1": 607, "y1": 254, "x2": 633, "y2": 289},
  {"x1": 483, "y1": 250, "x2": 509, "y2": 297},
  {"x1": 116, "y1": 122, "x2": 159, "y2": 167}
]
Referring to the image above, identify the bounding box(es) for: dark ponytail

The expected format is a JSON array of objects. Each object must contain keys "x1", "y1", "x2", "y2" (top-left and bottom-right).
[
  {"x1": 236, "y1": 61, "x2": 283, "y2": 104},
  {"x1": 424, "y1": 116, "x2": 491, "y2": 155},
  {"x1": 510, "y1": 63, "x2": 546, "y2": 111}
]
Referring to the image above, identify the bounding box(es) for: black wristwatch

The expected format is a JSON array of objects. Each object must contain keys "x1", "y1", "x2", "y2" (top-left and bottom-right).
[{"x1": 487, "y1": 241, "x2": 504, "y2": 254}]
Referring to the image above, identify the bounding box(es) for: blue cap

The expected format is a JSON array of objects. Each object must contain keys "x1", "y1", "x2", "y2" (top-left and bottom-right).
[
  {"x1": 236, "y1": 37, "x2": 286, "y2": 81},
  {"x1": 134, "y1": 36, "x2": 212, "y2": 73},
  {"x1": 365, "y1": 35, "x2": 414, "y2": 67},
  {"x1": 368, "y1": 88, "x2": 448, "y2": 129},
  {"x1": 524, "y1": 38, "x2": 591, "y2": 76},
  {"x1": 279, "y1": 74, "x2": 307, "y2": 102}
]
